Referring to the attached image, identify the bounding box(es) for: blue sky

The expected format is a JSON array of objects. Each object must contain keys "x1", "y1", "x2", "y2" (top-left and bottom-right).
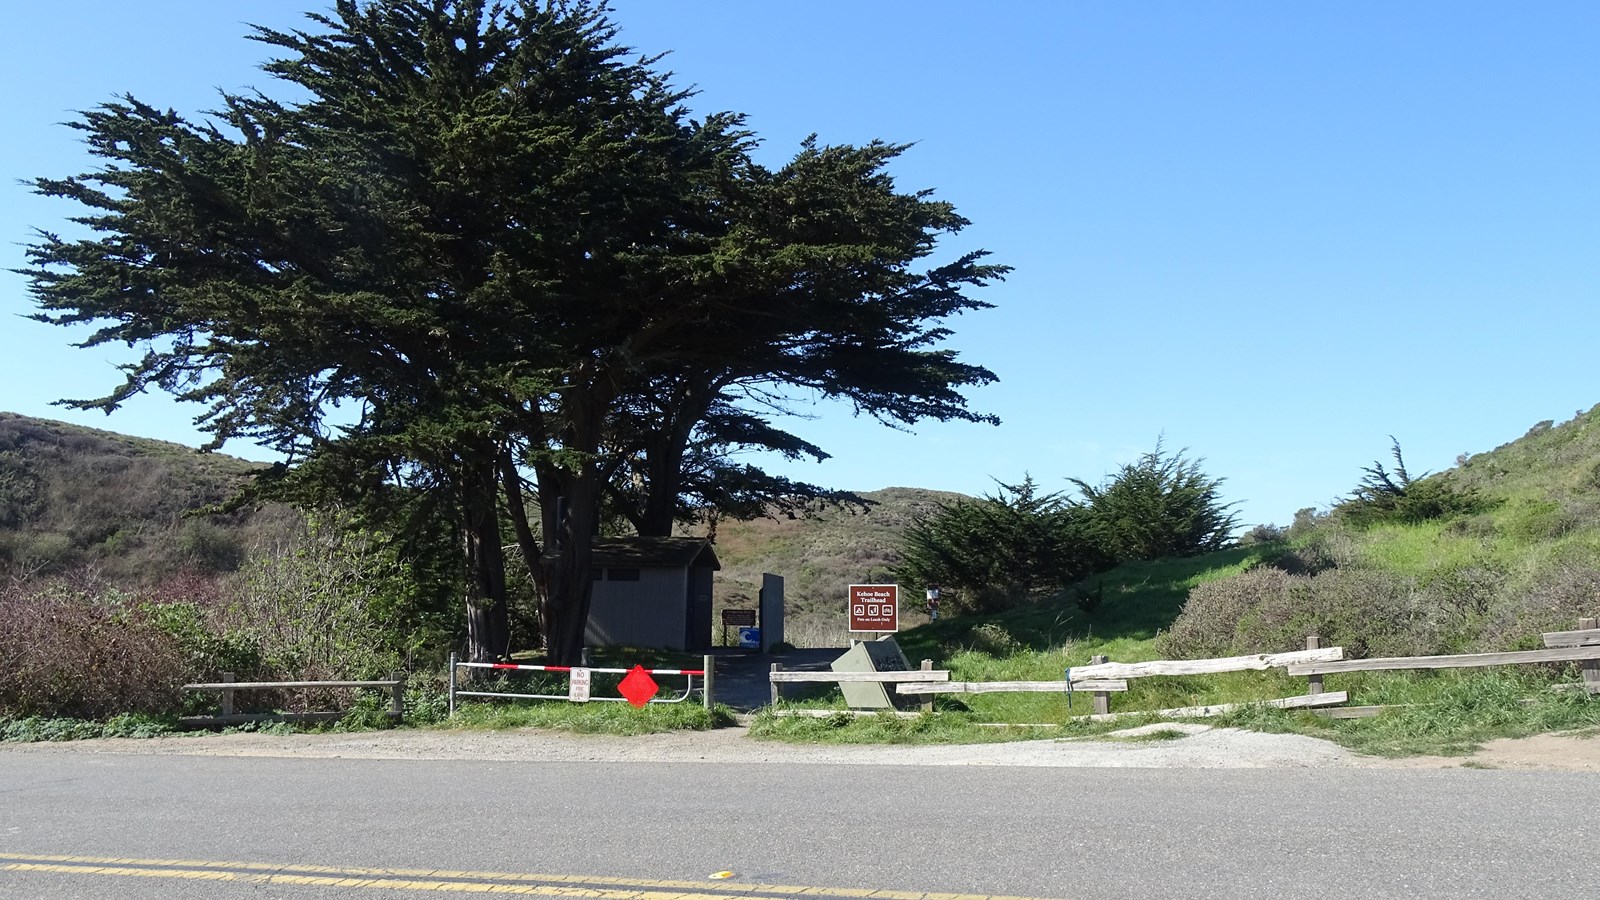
[{"x1": 3, "y1": 2, "x2": 1597, "y2": 529}]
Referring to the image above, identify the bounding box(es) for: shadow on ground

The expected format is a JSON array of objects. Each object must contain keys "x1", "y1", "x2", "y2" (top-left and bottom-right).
[{"x1": 708, "y1": 647, "x2": 843, "y2": 712}]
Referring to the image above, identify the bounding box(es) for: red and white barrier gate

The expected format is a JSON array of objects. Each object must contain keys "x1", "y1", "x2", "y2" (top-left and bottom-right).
[{"x1": 447, "y1": 654, "x2": 709, "y2": 715}]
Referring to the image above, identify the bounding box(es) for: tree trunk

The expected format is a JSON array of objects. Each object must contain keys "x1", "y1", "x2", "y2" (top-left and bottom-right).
[
  {"x1": 461, "y1": 457, "x2": 510, "y2": 662},
  {"x1": 637, "y1": 439, "x2": 686, "y2": 537},
  {"x1": 499, "y1": 447, "x2": 545, "y2": 646},
  {"x1": 541, "y1": 469, "x2": 599, "y2": 665},
  {"x1": 539, "y1": 380, "x2": 612, "y2": 666}
]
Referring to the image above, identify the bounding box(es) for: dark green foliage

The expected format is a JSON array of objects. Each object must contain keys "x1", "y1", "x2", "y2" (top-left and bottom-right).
[
  {"x1": 0, "y1": 714, "x2": 179, "y2": 743},
  {"x1": 1237, "y1": 523, "x2": 1286, "y2": 546},
  {"x1": 892, "y1": 477, "x2": 1109, "y2": 615},
  {"x1": 1070, "y1": 442, "x2": 1239, "y2": 561},
  {"x1": 1335, "y1": 437, "x2": 1483, "y2": 527},
  {"x1": 23, "y1": 1, "x2": 1002, "y2": 664}
]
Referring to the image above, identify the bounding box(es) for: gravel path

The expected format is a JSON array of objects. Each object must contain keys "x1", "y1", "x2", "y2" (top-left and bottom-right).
[{"x1": 7, "y1": 723, "x2": 1594, "y2": 770}]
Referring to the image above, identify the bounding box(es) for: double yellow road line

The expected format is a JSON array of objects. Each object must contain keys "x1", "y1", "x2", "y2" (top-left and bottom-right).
[{"x1": 0, "y1": 853, "x2": 1059, "y2": 899}]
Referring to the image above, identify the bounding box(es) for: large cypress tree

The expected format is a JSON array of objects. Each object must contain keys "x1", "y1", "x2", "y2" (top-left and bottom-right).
[{"x1": 25, "y1": 1, "x2": 1003, "y2": 664}]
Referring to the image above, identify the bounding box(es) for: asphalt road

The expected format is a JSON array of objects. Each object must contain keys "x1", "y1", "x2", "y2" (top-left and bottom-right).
[{"x1": 1, "y1": 750, "x2": 1595, "y2": 900}]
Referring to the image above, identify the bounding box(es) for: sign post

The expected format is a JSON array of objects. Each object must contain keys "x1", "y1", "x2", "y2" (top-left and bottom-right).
[
  {"x1": 720, "y1": 608, "x2": 757, "y2": 647},
  {"x1": 848, "y1": 584, "x2": 899, "y2": 635}
]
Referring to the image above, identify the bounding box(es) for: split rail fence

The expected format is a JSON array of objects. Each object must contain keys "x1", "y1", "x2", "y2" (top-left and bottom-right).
[
  {"x1": 181, "y1": 671, "x2": 405, "y2": 727},
  {"x1": 767, "y1": 617, "x2": 1600, "y2": 722}
]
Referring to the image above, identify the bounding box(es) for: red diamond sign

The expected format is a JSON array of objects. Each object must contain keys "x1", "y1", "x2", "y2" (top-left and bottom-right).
[{"x1": 617, "y1": 665, "x2": 659, "y2": 708}]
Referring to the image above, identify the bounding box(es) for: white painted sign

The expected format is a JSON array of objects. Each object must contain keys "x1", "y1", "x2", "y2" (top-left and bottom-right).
[{"x1": 568, "y1": 667, "x2": 591, "y2": 703}]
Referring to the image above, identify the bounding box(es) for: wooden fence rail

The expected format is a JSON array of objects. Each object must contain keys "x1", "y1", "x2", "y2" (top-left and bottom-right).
[
  {"x1": 769, "y1": 660, "x2": 949, "y2": 711},
  {"x1": 766, "y1": 617, "x2": 1600, "y2": 722},
  {"x1": 896, "y1": 679, "x2": 1128, "y2": 695},
  {"x1": 767, "y1": 670, "x2": 951, "y2": 683},
  {"x1": 181, "y1": 671, "x2": 405, "y2": 727},
  {"x1": 1541, "y1": 627, "x2": 1600, "y2": 648},
  {"x1": 1286, "y1": 645, "x2": 1600, "y2": 676},
  {"x1": 1066, "y1": 647, "x2": 1344, "y2": 681}
]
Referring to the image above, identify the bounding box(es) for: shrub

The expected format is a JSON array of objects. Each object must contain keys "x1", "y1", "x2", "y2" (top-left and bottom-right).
[
  {"x1": 1159, "y1": 567, "x2": 1447, "y2": 660},
  {"x1": 0, "y1": 575, "x2": 192, "y2": 718},
  {"x1": 228, "y1": 516, "x2": 407, "y2": 682},
  {"x1": 1158, "y1": 567, "x2": 1293, "y2": 659},
  {"x1": 1238, "y1": 524, "x2": 1286, "y2": 546},
  {"x1": 1070, "y1": 441, "x2": 1239, "y2": 561},
  {"x1": 1336, "y1": 438, "x2": 1483, "y2": 528},
  {"x1": 892, "y1": 476, "x2": 1109, "y2": 615},
  {"x1": 968, "y1": 622, "x2": 1024, "y2": 656},
  {"x1": 1286, "y1": 507, "x2": 1327, "y2": 541},
  {"x1": 1476, "y1": 562, "x2": 1600, "y2": 651}
]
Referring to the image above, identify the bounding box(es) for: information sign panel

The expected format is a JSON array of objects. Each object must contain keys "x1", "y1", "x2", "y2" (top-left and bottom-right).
[
  {"x1": 848, "y1": 584, "x2": 899, "y2": 633},
  {"x1": 721, "y1": 608, "x2": 757, "y2": 627}
]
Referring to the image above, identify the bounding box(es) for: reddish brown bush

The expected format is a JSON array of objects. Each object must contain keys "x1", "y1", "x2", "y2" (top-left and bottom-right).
[{"x1": 0, "y1": 574, "x2": 192, "y2": 718}]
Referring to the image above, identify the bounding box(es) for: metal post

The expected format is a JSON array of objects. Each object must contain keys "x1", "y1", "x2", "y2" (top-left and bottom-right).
[
  {"x1": 1306, "y1": 636, "x2": 1323, "y2": 696},
  {"x1": 702, "y1": 655, "x2": 715, "y2": 712},
  {"x1": 448, "y1": 652, "x2": 458, "y2": 717}
]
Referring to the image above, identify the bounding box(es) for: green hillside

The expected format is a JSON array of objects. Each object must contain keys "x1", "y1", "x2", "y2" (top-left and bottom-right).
[
  {"x1": 762, "y1": 406, "x2": 1600, "y2": 751},
  {"x1": 883, "y1": 405, "x2": 1600, "y2": 665},
  {"x1": 0, "y1": 413, "x2": 294, "y2": 582}
]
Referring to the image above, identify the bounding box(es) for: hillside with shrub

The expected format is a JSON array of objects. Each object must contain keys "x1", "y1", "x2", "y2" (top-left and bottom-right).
[
  {"x1": 766, "y1": 408, "x2": 1600, "y2": 752},
  {"x1": 708, "y1": 487, "x2": 967, "y2": 644},
  {"x1": 1161, "y1": 405, "x2": 1600, "y2": 660},
  {"x1": 0, "y1": 413, "x2": 455, "y2": 726},
  {"x1": 0, "y1": 412, "x2": 296, "y2": 581}
]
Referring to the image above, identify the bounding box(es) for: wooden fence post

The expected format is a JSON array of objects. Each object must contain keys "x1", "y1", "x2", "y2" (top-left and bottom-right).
[
  {"x1": 1306, "y1": 636, "x2": 1323, "y2": 696},
  {"x1": 389, "y1": 671, "x2": 405, "y2": 721},
  {"x1": 919, "y1": 659, "x2": 934, "y2": 714},
  {"x1": 771, "y1": 663, "x2": 781, "y2": 706},
  {"x1": 220, "y1": 672, "x2": 235, "y2": 718},
  {"x1": 702, "y1": 655, "x2": 715, "y2": 712},
  {"x1": 1090, "y1": 654, "x2": 1111, "y2": 715},
  {"x1": 1581, "y1": 617, "x2": 1599, "y2": 694}
]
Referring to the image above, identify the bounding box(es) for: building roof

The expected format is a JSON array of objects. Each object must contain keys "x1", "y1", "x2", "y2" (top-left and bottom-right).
[{"x1": 550, "y1": 536, "x2": 720, "y2": 571}]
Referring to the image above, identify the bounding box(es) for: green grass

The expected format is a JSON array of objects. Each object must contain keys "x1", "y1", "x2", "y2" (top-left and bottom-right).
[
  {"x1": 1210, "y1": 670, "x2": 1600, "y2": 756},
  {"x1": 0, "y1": 713, "x2": 181, "y2": 742},
  {"x1": 444, "y1": 699, "x2": 733, "y2": 734},
  {"x1": 752, "y1": 667, "x2": 1600, "y2": 755},
  {"x1": 749, "y1": 529, "x2": 1600, "y2": 756}
]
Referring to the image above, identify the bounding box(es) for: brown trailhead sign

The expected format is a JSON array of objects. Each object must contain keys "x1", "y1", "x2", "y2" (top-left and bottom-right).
[
  {"x1": 721, "y1": 608, "x2": 757, "y2": 627},
  {"x1": 848, "y1": 584, "x2": 899, "y2": 633}
]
